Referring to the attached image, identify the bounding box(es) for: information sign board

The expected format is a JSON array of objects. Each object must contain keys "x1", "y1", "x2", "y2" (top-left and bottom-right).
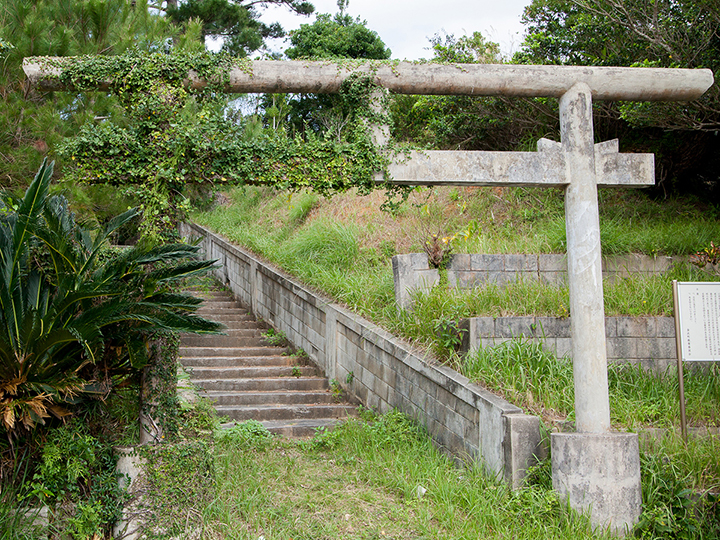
[{"x1": 675, "y1": 282, "x2": 720, "y2": 362}]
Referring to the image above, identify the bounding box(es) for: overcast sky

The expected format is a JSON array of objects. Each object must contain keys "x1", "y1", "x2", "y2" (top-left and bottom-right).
[{"x1": 256, "y1": 0, "x2": 531, "y2": 61}]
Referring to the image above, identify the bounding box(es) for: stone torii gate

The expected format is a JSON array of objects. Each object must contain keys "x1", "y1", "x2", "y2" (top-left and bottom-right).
[{"x1": 24, "y1": 59, "x2": 714, "y2": 532}]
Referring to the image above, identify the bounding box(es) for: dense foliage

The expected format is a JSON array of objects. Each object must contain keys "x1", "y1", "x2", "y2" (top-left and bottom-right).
[
  {"x1": 517, "y1": 0, "x2": 720, "y2": 131},
  {"x1": 276, "y1": 4, "x2": 392, "y2": 140},
  {"x1": 0, "y1": 0, "x2": 194, "y2": 188},
  {"x1": 166, "y1": 0, "x2": 314, "y2": 56},
  {"x1": 0, "y1": 159, "x2": 221, "y2": 441},
  {"x1": 53, "y1": 50, "x2": 404, "y2": 241},
  {"x1": 285, "y1": 12, "x2": 391, "y2": 60},
  {"x1": 390, "y1": 32, "x2": 553, "y2": 152},
  {"x1": 0, "y1": 0, "x2": 318, "y2": 197}
]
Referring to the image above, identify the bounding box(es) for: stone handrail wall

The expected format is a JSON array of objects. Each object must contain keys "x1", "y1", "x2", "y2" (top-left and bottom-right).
[
  {"x1": 460, "y1": 316, "x2": 678, "y2": 373},
  {"x1": 180, "y1": 222, "x2": 543, "y2": 487}
]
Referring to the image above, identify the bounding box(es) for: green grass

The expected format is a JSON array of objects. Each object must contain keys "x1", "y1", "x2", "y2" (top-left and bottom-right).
[
  {"x1": 461, "y1": 338, "x2": 720, "y2": 431},
  {"x1": 193, "y1": 185, "x2": 720, "y2": 329},
  {"x1": 201, "y1": 412, "x2": 606, "y2": 540},
  {"x1": 637, "y1": 432, "x2": 720, "y2": 538},
  {"x1": 192, "y1": 185, "x2": 720, "y2": 538}
]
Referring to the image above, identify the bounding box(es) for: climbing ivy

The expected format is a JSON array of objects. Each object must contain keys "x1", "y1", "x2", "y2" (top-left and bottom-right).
[
  {"x1": 141, "y1": 334, "x2": 182, "y2": 442},
  {"x1": 47, "y1": 50, "x2": 409, "y2": 242}
]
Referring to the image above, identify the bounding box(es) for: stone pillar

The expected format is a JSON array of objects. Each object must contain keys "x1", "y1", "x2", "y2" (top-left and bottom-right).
[
  {"x1": 552, "y1": 433, "x2": 642, "y2": 535},
  {"x1": 368, "y1": 88, "x2": 390, "y2": 147},
  {"x1": 553, "y1": 83, "x2": 641, "y2": 534},
  {"x1": 559, "y1": 82, "x2": 610, "y2": 433},
  {"x1": 391, "y1": 253, "x2": 439, "y2": 310}
]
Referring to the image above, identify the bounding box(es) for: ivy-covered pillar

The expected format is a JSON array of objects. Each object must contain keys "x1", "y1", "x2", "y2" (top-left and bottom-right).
[{"x1": 139, "y1": 335, "x2": 180, "y2": 444}]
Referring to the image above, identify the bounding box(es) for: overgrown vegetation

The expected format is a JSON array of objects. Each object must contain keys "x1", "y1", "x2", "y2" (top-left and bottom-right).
[
  {"x1": 4, "y1": 1, "x2": 720, "y2": 538},
  {"x1": 462, "y1": 338, "x2": 720, "y2": 430},
  {"x1": 0, "y1": 160, "x2": 221, "y2": 441},
  {"x1": 193, "y1": 184, "x2": 720, "y2": 341},
  {"x1": 201, "y1": 411, "x2": 606, "y2": 539},
  {"x1": 0, "y1": 161, "x2": 222, "y2": 538},
  {"x1": 193, "y1": 184, "x2": 720, "y2": 538},
  {"x1": 48, "y1": 50, "x2": 408, "y2": 241}
]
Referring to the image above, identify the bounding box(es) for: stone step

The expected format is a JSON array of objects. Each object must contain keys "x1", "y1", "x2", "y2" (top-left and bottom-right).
[
  {"x1": 215, "y1": 320, "x2": 264, "y2": 330},
  {"x1": 185, "y1": 328, "x2": 262, "y2": 337},
  {"x1": 182, "y1": 285, "x2": 356, "y2": 439},
  {"x1": 215, "y1": 403, "x2": 357, "y2": 422},
  {"x1": 180, "y1": 346, "x2": 289, "y2": 357},
  {"x1": 201, "y1": 313, "x2": 257, "y2": 322},
  {"x1": 197, "y1": 310, "x2": 254, "y2": 320},
  {"x1": 198, "y1": 307, "x2": 249, "y2": 315},
  {"x1": 193, "y1": 377, "x2": 329, "y2": 392},
  {"x1": 197, "y1": 300, "x2": 246, "y2": 309},
  {"x1": 189, "y1": 293, "x2": 231, "y2": 300},
  {"x1": 187, "y1": 365, "x2": 317, "y2": 379},
  {"x1": 180, "y1": 355, "x2": 298, "y2": 368},
  {"x1": 206, "y1": 390, "x2": 337, "y2": 406},
  {"x1": 261, "y1": 419, "x2": 350, "y2": 438},
  {"x1": 219, "y1": 418, "x2": 349, "y2": 438},
  {"x1": 180, "y1": 335, "x2": 267, "y2": 347}
]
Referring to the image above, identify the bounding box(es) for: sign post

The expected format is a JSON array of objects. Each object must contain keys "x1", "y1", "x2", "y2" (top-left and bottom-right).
[{"x1": 672, "y1": 280, "x2": 720, "y2": 440}]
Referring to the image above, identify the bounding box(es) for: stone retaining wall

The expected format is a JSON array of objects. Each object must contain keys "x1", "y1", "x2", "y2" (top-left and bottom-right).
[
  {"x1": 460, "y1": 316, "x2": 678, "y2": 373},
  {"x1": 393, "y1": 252, "x2": 681, "y2": 310},
  {"x1": 181, "y1": 222, "x2": 543, "y2": 487}
]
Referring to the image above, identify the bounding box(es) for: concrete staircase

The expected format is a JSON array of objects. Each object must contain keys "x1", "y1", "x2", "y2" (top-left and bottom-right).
[{"x1": 180, "y1": 288, "x2": 357, "y2": 437}]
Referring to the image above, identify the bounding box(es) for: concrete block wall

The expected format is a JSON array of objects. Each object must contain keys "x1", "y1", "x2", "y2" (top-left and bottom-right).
[
  {"x1": 181, "y1": 223, "x2": 543, "y2": 487},
  {"x1": 394, "y1": 252, "x2": 681, "y2": 309},
  {"x1": 460, "y1": 315, "x2": 678, "y2": 372}
]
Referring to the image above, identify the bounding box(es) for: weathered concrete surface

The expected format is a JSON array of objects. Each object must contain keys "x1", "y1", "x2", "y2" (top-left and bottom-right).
[
  {"x1": 387, "y1": 139, "x2": 653, "y2": 187},
  {"x1": 552, "y1": 432, "x2": 641, "y2": 535},
  {"x1": 181, "y1": 222, "x2": 544, "y2": 487},
  {"x1": 561, "y1": 83, "x2": 611, "y2": 434},
  {"x1": 113, "y1": 447, "x2": 148, "y2": 540},
  {"x1": 461, "y1": 315, "x2": 680, "y2": 373},
  {"x1": 504, "y1": 414, "x2": 546, "y2": 488},
  {"x1": 396, "y1": 252, "x2": 681, "y2": 297},
  {"x1": 392, "y1": 253, "x2": 439, "y2": 311},
  {"x1": 23, "y1": 58, "x2": 713, "y2": 100}
]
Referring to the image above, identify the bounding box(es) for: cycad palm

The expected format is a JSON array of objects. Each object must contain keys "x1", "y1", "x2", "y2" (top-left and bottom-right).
[{"x1": 0, "y1": 159, "x2": 221, "y2": 438}]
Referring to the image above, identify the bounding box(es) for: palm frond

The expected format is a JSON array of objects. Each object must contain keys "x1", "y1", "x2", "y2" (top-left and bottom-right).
[
  {"x1": 11, "y1": 159, "x2": 53, "y2": 275},
  {"x1": 146, "y1": 259, "x2": 220, "y2": 284}
]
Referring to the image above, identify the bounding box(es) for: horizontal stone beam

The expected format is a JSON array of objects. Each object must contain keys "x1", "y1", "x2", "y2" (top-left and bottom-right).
[
  {"x1": 23, "y1": 58, "x2": 713, "y2": 101},
  {"x1": 387, "y1": 141, "x2": 654, "y2": 187}
]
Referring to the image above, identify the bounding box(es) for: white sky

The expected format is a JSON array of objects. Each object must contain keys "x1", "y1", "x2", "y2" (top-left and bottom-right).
[{"x1": 255, "y1": 0, "x2": 531, "y2": 61}]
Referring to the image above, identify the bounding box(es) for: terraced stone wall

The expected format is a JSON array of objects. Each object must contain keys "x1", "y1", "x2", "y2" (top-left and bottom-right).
[
  {"x1": 460, "y1": 316, "x2": 678, "y2": 373},
  {"x1": 393, "y1": 252, "x2": 681, "y2": 310}
]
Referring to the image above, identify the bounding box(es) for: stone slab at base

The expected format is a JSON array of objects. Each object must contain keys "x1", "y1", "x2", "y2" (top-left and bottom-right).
[{"x1": 551, "y1": 432, "x2": 641, "y2": 536}]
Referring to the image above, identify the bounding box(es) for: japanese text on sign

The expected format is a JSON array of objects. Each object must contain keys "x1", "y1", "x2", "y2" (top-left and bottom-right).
[{"x1": 676, "y1": 282, "x2": 720, "y2": 361}]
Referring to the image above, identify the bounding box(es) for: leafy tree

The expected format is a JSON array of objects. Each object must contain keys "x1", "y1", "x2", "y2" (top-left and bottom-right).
[
  {"x1": 0, "y1": 0, "x2": 186, "y2": 188},
  {"x1": 165, "y1": 0, "x2": 314, "y2": 57},
  {"x1": 390, "y1": 32, "x2": 558, "y2": 152},
  {"x1": 285, "y1": 12, "x2": 390, "y2": 60},
  {"x1": 517, "y1": 0, "x2": 720, "y2": 131},
  {"x1": 516, "y1": 0, "x2": 720, "y2": 201},
  {"x1": 0, "y1": 159, "x2": 221, "y2": 440},
  {"x1": 280, "y1": 2, "x2": 391, "y2": 137},
  {"x1": 429, "y1": 31, "x2": 501, "y2": 64}
]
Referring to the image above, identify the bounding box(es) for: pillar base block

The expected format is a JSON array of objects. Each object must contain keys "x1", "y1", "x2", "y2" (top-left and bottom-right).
[{"x1": 551, "y1": 432, "x2": 641, "y2": 536}]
